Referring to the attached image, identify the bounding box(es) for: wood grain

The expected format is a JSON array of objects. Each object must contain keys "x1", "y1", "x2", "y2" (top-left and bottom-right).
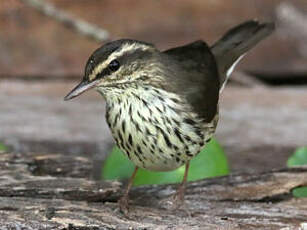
[{"x1": 1, "y1": 151, "x2": 307, "y2": 229}]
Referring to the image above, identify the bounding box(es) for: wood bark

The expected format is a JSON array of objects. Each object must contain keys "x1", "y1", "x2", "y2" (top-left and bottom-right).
[
  {"x1": 1, "y1": 151, "x2": 307, "y2": 229},
  {"x1": 20, "y1": 0, "x2": 110, "y2": 43}
]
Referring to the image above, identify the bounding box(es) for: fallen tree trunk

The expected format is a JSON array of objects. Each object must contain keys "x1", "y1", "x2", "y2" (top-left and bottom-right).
[{"x1": 0, "y1": 152, "x2": 307, "y2": 229}]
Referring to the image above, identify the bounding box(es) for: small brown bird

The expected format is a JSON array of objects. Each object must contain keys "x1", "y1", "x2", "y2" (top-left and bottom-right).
[{"x1": 65, "y1": 20, "x2": 274, "y2": 212}]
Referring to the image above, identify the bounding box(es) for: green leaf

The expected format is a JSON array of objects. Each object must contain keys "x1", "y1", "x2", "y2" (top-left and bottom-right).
[
  {"x1": 287, "y1": 147, "x2": 307, "y2": 197},
  {"x1": 187, "y1": 138, "x2": 229, "y2": 181},
  {"x1": 102, "y1": 146, "x2": 135, "y2": 181},
  {"x1": 287, "y1": 147, "x2": 307, "y2": 167},
  {"x1": 292, "y1": 187, "x2": 307, "y2": 198},
  {"x1": 0, "y1": 142, "x2": 8, "y2": 153},
  {"x1": 102, "y1": 138, "x2": 229, "y2": 186}
]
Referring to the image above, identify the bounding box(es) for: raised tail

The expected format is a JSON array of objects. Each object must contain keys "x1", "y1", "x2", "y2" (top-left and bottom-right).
[{"x1": 211, "y1": 20, "x2": 275, "y2": 91}]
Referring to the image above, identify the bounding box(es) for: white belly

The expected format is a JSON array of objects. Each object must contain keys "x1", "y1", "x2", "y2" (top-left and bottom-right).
[{"x1": 104, "y1": 86, "x2": 215, "y2": 171}]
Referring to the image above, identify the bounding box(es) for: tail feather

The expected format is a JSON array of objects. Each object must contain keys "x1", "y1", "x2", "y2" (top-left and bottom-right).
[{"x1": 211, "y1": 20, "x2": 275, "y2": 91}]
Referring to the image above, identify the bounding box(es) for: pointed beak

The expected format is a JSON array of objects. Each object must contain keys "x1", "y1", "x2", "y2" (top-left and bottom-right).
[{"x1": 64, "y1": 79, "x2": 98, "y2": 101}]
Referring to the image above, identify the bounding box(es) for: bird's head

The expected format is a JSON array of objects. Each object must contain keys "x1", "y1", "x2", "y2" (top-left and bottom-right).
[{"x1": 64, "y1": 39, "x2": 163, "y2": 100}]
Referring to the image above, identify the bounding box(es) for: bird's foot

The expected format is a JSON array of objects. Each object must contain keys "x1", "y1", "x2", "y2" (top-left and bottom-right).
[
  {"x1": 118, "y1": 196, "x2": 130, "y2": 216},
  {"x1": 171, "y1": 188, "x2": 185, "y2": 209},
  {"x1": 160, "y1": 187, "x2": 185, "y2": 210},
  {"x1": 159, "y1": 195, "x2": 190, "y2": 217}
]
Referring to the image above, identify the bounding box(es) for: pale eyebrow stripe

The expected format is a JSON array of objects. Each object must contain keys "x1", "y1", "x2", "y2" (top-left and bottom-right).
[{"x1": 88, "y1": 43, "x2": 153, "y2": 81}]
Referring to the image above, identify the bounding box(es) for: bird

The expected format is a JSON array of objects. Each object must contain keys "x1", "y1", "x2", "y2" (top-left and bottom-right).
[{"x1": 64, "y1": 20, "x2": 274, "y2": 213}]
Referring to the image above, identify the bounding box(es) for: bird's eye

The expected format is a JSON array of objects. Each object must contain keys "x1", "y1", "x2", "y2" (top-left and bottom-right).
[{"x1": 108, "y1": 59, "x2": 120, "y2": 72}]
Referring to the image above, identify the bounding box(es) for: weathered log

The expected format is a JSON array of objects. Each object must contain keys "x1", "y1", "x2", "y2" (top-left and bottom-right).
[{"x1": 0, "y1": 152, "x2": 307, "y2": 229}]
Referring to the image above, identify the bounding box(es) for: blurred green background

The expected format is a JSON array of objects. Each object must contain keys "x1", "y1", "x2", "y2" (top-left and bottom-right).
[{"x1": 103, "y1": 138, "x2": 229, "y2": 186}]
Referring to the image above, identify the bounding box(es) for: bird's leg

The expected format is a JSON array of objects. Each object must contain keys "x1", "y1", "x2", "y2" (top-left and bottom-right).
[
  {"x1": 173, "y1": 161, "x2": 190, "y2": 207},
  {"x1": 118, "y1": 166, "x2": 138, "y2": 214}
]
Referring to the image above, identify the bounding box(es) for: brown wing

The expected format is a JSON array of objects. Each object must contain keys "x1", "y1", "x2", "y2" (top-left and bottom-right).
[
  {"x1": 211, "y1": 20, "x2": 274, "y2": 85},
  {"x1": 163, "y1": 40, "x2": 220, "y2": 123}
]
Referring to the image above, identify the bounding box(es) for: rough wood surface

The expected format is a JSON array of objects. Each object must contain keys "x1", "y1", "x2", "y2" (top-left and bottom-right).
[{"x1": 1, "y1": 151, "x2": 307, "y2": 229}]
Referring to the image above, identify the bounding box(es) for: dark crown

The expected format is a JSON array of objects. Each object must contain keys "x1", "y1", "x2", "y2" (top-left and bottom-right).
[{"x1": 83, "y1": 39, "x2": 156, "y2": 82}]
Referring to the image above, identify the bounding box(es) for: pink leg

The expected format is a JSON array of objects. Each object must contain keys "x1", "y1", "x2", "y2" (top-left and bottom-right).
[
  {"x1": 173, "y1": 161, "x2": 190, "y2": 207},
  {"x1": 118, "y1": 166, "x2": 138, "y2": 214}
]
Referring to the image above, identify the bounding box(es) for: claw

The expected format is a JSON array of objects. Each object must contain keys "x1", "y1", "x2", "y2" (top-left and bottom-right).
[
  {"x1": 118, "y1": 196, "x2": 130, "y2": 215},
  {"x1": 117, "y1": 166, "x2": 139, "y2": 215}
]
